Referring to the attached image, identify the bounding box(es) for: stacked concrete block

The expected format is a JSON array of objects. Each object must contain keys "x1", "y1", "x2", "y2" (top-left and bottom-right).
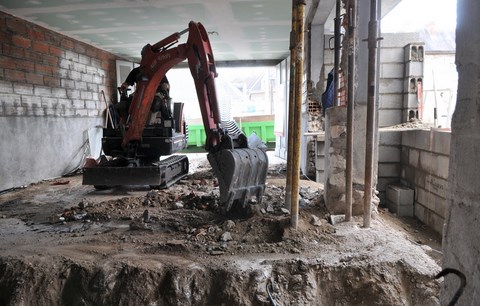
[
  {"x1": 402, "y1": 43, "x2": 425, "y2": 122},
  {"x1": 386, "y1": 184, "x2": 414, "y2": 216},
  {"x1": 315, "y1": 133, "x2": 326, "y2": 183}
]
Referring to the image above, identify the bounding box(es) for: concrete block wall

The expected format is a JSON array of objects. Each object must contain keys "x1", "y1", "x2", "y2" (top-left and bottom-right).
[
  {"x1": 400, "y1": 129, "x2": 450, "y2": 234},
  {"x1": 378, "y1": 33, "x2": 421, "y2": 128},
  {"x1": 0, "y1": 11, "x2": 120, "y2": 191}
]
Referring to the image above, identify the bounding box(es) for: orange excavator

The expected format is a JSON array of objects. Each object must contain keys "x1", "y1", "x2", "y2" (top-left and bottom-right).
[{"x1": 83, "y1": 21, "x2": 268, "y2": 212}]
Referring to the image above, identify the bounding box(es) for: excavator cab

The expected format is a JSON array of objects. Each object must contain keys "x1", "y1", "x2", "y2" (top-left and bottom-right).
[{"x1": 83, "y1": 21, "x2": 268, "y2": 212}]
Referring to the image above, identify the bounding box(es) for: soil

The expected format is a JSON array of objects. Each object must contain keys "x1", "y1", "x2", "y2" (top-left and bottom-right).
[{"x1": 0, "y1": 153, "x2": 442, "y2": 305}]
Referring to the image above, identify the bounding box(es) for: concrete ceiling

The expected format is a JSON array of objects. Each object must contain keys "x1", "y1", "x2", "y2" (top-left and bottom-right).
[
  {"x1": 0, "y1": 0, "x2": 402, "y2": 64},
  {"x1": 0, "y1": 0, "x2": 295, "y2": 64}
]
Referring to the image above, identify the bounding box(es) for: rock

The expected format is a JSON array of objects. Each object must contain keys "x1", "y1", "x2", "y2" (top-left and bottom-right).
[
  {"x1": 146, "y1": 190, "x2": 157, "y2": 197},
  {"x1": 310, "y1": 215, "x2": 322, "y2": 227},
  {"x1": 260, "y1": 208, "x2": 267, "y2": 214},
  {"x1": 129, "y1": 221, "x2": 150, "y2": 231},
  {"x1": 266, "y1": 204, "x2": 275, "y2": 213},
  {"x1": 171, "y1": 201, "x2": 184, "y2": 210},
  {"x1": 223, "y1": 220, "x2": 236, "y2": 231},
  {"x1": 209, "y1": 250, "x2": 225, "y2": 256},
  {"x1": 220, "y1": 232, "x2": 233, "y2": 242},
  {"x1": 166, "y1": 239, "x2": 185, "y2": 246},
  {"x1": 280, "y1": 208, "x2": 290, "y2": 215},
  {"x1": 79, "y1": 198, "x2": 90, "y2": 209},
  {"x1": 143, "y1": 210, "x2": 150, "y2": 223}
]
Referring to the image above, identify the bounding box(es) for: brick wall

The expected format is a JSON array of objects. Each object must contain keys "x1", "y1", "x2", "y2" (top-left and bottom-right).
[
  {"x1": 0, "y1": 11, "x2": 118, "y2": 118},
  {"x1": 0, "y1": 11, "x2": 121, "y2": 191}
]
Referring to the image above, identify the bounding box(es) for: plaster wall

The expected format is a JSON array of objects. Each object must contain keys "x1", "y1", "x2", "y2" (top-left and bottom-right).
[
  {"x1": 0, "y1": 11, "x2": 119, "y2": 191},
  {"x1": 441, "y1": 0, "x2": 480, "y2": 304}
]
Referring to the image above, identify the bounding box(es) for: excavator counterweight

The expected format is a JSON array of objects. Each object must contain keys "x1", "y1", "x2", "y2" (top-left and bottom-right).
[{"x1": 83, "y1": 21, "x2": 268, "y2": 212}]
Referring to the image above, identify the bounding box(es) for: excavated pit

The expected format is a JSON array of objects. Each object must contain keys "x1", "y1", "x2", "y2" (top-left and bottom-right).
[{"x1": 0, "y1": 154, "x2": 442, "y2": 305}]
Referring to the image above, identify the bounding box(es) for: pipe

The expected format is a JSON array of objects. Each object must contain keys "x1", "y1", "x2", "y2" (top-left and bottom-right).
[
  {"x1": 345, "y1": 0, "x2": 357, "y2": 222},
  {"x1": 285, "y1": 0, "x2": 297, "y2": 211},
  {"x1": 333, "y1": 0, "x2": 342, "y2": 106},
  {"x1": 291, "y1": 0, "x2": 306, "y2": 229},
  {"x1": 363, "y1": 0, "x2": 379, "y2": 228}
]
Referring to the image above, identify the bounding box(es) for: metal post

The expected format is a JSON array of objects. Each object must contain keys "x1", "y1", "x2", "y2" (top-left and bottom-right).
[
  {"x1": 363, "y1": 0, "x2": 379, "y2": 228},
  {"x1": 285, "y1": 0, "x2": 297, "y2": 211},
  {"x1": 345, "y1": 0, "x2": 357, "y2": 222},
  {"x1": 291, "y1": 0, "x2": 306, "y2": 229},
  {"x1": 333, "y1": 0, "x2": 342, "y2": 106}
]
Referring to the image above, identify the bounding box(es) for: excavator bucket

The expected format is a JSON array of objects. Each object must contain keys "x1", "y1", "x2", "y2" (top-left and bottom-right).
[{"x1": 207, "y1": 148, "x2": 268, "y2": 212}]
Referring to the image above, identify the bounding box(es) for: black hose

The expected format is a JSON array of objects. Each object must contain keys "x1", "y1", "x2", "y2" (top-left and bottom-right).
[{"x1": 435, "y1": 268, "x2": 466, "y2": 306}]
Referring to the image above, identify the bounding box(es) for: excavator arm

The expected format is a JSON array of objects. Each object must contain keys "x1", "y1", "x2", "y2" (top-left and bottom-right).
[{"x1": 121, "y1": 21, "x2": 268, "y2": 212}]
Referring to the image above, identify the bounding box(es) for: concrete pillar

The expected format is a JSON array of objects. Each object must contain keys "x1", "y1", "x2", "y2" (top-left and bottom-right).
[{"x1": 441, "y1": 0, "x2": 480, "y2": 304}]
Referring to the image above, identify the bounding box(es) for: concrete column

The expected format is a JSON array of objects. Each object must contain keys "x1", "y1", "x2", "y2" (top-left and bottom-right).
[{"x1": 441, "y1": 0, "x2": 480, "y2": 304}]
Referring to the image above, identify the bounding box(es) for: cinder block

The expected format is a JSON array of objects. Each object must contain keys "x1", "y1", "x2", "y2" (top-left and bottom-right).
[
  {"x1": 404, "y1": 43, "x2": 425, "y2": 62},
  {"x1": 0, "y1": 81, "x2": 13, "y2": 94},
  {"x1": 81, "y1": 73, "x2": 93, "y2": 83},
  {"x1": 378, "y1": 109, "x2": 402, "y2": 127},
  {"x1": 403, "y1": 93, "x2": 419, "y2": 108},
  {"x1": 405, "y1": 61, "x2": 424, "y2": 76},
  {"x1": 387, "y1": 184, "x2": 414, "y2": 205},
  {"x1": 61, "y1": 79, "x2": 75, "y2": 89},
  {"x1": 378, "y1": 163, "x2": 401, "y2": 178},
  {"x1": 381, "y1": 63, "x2": 404, "y2": 78},
  {"x1": 404, "y1": 77, "x2": 423, "y2": 93},
  {"x1": 408, "y1": 148, "x2": 420, "y2": 168},
  {"x1": 425, "y1": 175, "x2": 448, "y2": 199},
  {"x1": 431, "y1": 130, "x2": 451, "y2": 156},
  {"x1": 13, "y1": 83, "x2": 34, "y2": 95},
  {"x1": 78, "y1": 54, "x2": 91, "y2": 65},
  {"x1": 379, "y1": 146, "x2": 401, "y2": 163},
  {"x1": 414, "y1": 130, "x2": 431, "y2": 151},
  {"x1": 379, "y1": 130, "x2": 402, "y2": 146},
  {"x1": 414, "y1": 202, "x2": 426, "y2": 222},
  {"x1": 34, "y1": 86, "x2": 52, "y2": 96},
  {"x1": 379, "y1": 78, "x2": 404, "y2": 94},
  {"x1": 380, "y1": 48, "x2": 405, "y2": 63},
  {"x1": 403, "y1": 108, "x2": 418, "y2": 122},
  {"x1": 52, "y1": 88, "x2": 67, "y2": 98},
  {"x1": 379, "y1": 94, "x2": 402, "y2": 109}
]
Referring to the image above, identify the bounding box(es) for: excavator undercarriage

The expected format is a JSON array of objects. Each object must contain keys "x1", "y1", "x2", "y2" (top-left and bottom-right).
[{"x1": 83, "y1": 21, "x2": 268, "y2": 212}]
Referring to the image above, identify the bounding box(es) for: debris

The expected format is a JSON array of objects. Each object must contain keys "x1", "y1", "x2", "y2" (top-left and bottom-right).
[
  {"x1": 166, "y1": 239, "x2": 185, "y2": 246},
  {"x1": 143, "y1": 210, "x2": 150, "y2": 223},
  {"x1": 51, "y1": 180, "x2": 70, "y2": 186},
  {"x1": 223, "y1": 220, "x2": 236, "y2": 231},
  {"x1": 79, "y1": 198, "x2": 90, "y2": 209},
  {"x1": 220, "y1": 232, "x2": 233, "y2": 242},
  {"x1": 310, "y1": 215, "x2": 322, "y2": 227},
  {"x1": 129, "y1": 221, "x2": 150, "y2": 231},
  {"x1": 280, "y1": 208, "x2": 290, "y2": 215},
  {"x1": 170, "y1": 201, "x2": 184, "y2": 210},
  {"x1": 329, "y1": 214, "x2": 345, "y2": 225}
]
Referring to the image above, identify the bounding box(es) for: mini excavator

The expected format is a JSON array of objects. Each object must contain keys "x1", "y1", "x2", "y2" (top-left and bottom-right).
[{"x1": 83, "y1": 21, "x2": 268, "y2": 212}]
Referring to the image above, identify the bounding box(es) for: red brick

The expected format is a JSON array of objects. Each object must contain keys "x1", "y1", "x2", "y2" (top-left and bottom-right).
[
  {"x1": 33, "y1": 41, "x2": 49, "y2": 53},
  {"x1": 12, "y1": 35, "x2": 31, "y2": 48},
  {"x1": 24, "y1": 50, "x2": 43, "y2": 62},
  {"x1": 74, "y1": 42, "x2": 86, "y2": 54},
  {"x1": 43, "y1": 54, "x2": 58, "y2": 66},
  {"x1": 86, "y1": 47, "x2": 99, "y2": 58},
  {"x1": 15, "y1": 60, "x2": 34, "y2": 72},
  {"x1": 35, "y1": 64, "x2": 53, "y2": 75},
  {"x1": 43, "y1": 76, "x2": 60, "y2": 87},
  {"x1": 0, "y1": 56, "x2": 16, "y2": 69},
  {"x1": 5, "y1": 69, "x2": 26, "y2": 82},
  {"x1": 28, "y1": 27, "x2": 45, "y2": 41},
  {"x1": 44, "y1": 32, "x2": 61, "y2": 46},
  {"x1": 6, "y1": 17, "x2": 27, "y2": 35},
  {"x1": 2, "y1": 44, "x2": 24, "y2": 59},
  {"x1": 49, "y1": 46, "x2": 64, "y2": 57},
  {"x1": 0, "y1": 31, "x2": 10, "y2": 44},
  {"x1": 61, "y1": 38, "x2": 74, "y2": 50},
  {"x1": 26, "y1": 73, "x2": 44, "y2": 85}
]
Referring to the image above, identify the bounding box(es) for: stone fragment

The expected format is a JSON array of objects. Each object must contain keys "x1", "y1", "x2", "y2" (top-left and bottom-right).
[{"x1": 220, "y1": 232, "x2": 233, "y2": 242}]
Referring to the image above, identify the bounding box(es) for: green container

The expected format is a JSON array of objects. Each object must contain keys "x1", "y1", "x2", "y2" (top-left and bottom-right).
[{"x1": 187, "y1": 121, "x2": 275, "y2": 147}]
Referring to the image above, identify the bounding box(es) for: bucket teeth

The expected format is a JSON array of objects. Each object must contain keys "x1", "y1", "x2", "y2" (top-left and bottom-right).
[{"x1": 208, "y1": 148, "x2": 268, "y2": 212}]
